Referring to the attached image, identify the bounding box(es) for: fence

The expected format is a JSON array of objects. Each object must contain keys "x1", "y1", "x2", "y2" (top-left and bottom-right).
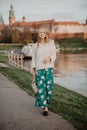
[
  {"x1": 8, "y1": 53, "x2": 24, "y2": 69},
  {"x1": 8, "y1": 51, "x2": 32, "y2": 72}
]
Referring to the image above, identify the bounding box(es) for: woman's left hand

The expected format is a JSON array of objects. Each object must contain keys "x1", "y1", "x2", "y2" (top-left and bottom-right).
[{"x1": 43, "y1": 56, "x2": 51, "y2": 64}]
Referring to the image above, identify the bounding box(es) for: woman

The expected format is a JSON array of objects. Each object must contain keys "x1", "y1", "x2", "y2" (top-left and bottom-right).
[{"x1": 32, "y1": 27, "x2": 56, "y2": 116}]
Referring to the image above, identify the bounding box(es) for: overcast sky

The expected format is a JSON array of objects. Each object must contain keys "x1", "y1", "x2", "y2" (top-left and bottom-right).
[{"x1": 0, "y1": 0, "x2": 87, "y2": 24}]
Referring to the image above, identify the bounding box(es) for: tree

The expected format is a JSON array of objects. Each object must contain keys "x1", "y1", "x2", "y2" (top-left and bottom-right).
[
  {"x1": 12, "y1": 29, "x2": 20, "y2": 43},
  {"x1": 2, "y1": 27, "x2": 12, "y2": 43}
]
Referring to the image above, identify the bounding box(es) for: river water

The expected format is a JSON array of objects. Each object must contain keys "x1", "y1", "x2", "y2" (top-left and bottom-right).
[{"x1": 24, "y1": 51, "x2": 87, "y2": 97}]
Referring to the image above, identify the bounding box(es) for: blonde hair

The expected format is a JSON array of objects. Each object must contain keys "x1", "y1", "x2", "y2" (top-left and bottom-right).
[{"x1": 37, "y1": 27, "x2": 49, "y2": 48}]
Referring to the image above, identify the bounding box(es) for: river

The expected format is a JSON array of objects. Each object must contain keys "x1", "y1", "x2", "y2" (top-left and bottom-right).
[{"x1": 23, "y1": 51, "x2": 87, "y2": 97}]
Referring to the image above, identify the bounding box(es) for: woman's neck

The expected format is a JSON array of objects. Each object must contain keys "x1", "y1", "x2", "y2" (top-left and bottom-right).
[{"x1": 40, "y1": 39, "x2": 45, "y2": 44}]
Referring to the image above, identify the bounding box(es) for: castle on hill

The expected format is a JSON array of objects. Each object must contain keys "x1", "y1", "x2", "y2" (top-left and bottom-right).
[{"x1": 0, "y1": 5, "x2": 87, "y2": 43}]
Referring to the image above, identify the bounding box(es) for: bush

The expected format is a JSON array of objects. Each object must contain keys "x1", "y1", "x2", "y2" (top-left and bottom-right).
[{"x1": 55, "y1": 38, "x2": 87, "y2": 48}]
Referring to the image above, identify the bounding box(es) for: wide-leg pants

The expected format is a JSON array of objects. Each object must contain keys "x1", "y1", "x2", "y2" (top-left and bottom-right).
[{"x1": 35, "y1": 68, "x2": 54, "y2": 108}]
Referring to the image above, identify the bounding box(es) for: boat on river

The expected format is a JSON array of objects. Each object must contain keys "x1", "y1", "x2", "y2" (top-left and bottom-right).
[{"x1": 21, "y1": 44, "x2": 32, "y2": 58}]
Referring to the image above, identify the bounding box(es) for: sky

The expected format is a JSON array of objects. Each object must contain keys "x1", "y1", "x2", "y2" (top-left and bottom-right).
[{"x1": 0, "y1": 0, "x2": 87, "y2": 24}]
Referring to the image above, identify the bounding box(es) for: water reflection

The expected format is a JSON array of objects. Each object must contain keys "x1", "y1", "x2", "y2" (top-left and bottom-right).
[
  {"x1": 54, "y1": 52, "x2": 87, "y2": 97},
  {"x1": 54, "y1": 52, "x2": 87, "y2": 77},
  {"x1": 23, "y1": 52, "x2": 87, "y2": 97}
]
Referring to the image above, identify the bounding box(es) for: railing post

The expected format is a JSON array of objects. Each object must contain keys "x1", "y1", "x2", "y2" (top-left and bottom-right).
[
  {"x1": 17, "y1": 55, "x2": 20, "y2": 68},
  {"x1": 20, "y1": 54, "x2": 23, "y2": 69},
  {"x1": 8, "y1": 52, "x2": 25, "y2": 70}
]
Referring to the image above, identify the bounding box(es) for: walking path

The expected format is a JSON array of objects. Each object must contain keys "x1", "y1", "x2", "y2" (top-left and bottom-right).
[
  {"x1": 0, "y1": 62, "x2": 9, "y2": 67},
  {"x1": 0, "y1": 73, "x2": 77, "y2": 130}
]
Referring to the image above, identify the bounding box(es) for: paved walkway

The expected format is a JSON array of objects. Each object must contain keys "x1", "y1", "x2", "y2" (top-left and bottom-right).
[
  {"x1": 0, "y1": 73, "x2": 77, "y2": 130},
  {"x1": 0, "y1": 62, "x2": 9, "y2": 67}
]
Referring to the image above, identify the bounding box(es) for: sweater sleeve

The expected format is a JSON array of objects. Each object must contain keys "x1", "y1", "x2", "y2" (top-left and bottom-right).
[
  {"x1": 32, "y1": 44, "x2": 36, "y2": 68},
  {"x1": 50, "y1": 40, "x2": 56, "y2": 62}
]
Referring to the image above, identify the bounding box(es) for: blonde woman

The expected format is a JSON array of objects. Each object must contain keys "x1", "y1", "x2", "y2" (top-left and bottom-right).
[{"x1": 32, "y1": 28, "x2": 56, "y2": 116}]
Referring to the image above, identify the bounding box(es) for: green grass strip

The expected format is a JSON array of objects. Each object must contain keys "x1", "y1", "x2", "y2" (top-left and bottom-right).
[{"x1": 0, "y1": 55, "x2": 8, "y2": 63}]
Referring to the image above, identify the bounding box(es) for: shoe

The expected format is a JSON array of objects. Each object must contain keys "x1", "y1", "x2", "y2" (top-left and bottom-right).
[{"x1": 43, "y1": 111, "x2": 48, "y2": 116}]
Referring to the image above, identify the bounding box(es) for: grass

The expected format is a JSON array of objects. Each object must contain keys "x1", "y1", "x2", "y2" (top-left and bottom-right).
[
  {"x1": 0, "y1": 53, "x2": 8, "y2": 63},
  {"x1": 55, "y1": 38, "x2": 87, "y2": 53},
  {"x1": 0, "y1": 67, "x2": 34, "y2": 96},
  {"x1": 0, "y1": 44, "x2": 23, "y2": 51},
  {"x1": 0, "y1": 67, "x2": 87, "y2": 130},
  {"x1": 50, "y1": 84, "x2": 87, "y2": 130}
]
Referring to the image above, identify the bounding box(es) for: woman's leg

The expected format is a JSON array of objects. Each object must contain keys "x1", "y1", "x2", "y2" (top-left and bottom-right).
[
  {"x1": 45, "y1": 68, "x2": 54, "y2": 105},
  {"x1": 35, "y1": 69, "x2": 48, "y2": 108},
  {"x1": 43, "y1": 68, "x2": 54, "y2": 116}
]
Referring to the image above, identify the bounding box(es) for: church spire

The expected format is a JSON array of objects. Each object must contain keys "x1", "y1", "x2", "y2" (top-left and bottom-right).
[
  {"x1": 9, "y1": 4, "x2": 15, "y2": 26},
  {"x1": 0, "y1": 14, "x2": 4, "y2": 25}
]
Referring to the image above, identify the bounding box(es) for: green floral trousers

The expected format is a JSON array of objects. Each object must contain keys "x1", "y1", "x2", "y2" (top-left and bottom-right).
[{"x1": 35, "y1": 68, "x2": 54, "y2": 108}]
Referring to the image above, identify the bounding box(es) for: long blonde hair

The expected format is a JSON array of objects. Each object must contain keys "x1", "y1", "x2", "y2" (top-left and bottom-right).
[{"x1": 37, "y1": 27, "x2": 49, "y2": 48}]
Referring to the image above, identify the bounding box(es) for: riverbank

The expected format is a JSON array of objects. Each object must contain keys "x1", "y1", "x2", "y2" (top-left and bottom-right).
[
  {"x1": 0, "y1": 66, "x2": 87, "y2": 130},
  {"x1": 55, "y1": 38, "x2": 87, "y2": 53}
]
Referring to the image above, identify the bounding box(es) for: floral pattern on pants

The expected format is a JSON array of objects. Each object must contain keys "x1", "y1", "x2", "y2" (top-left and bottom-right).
[{"x1": 35, "y1": 68, "x2": 54, "y2": 108}]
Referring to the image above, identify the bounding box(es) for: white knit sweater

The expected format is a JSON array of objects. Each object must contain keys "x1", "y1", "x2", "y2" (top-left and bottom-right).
[{"x1": 32, "y1": 40, "x2": 56, "y2": 70}]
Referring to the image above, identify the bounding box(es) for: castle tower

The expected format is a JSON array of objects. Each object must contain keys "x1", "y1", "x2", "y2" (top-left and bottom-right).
[
  {"x1": 0, "y1": 14, "x2": 4, "y2": 25},
  {"x1": 22, "y1": 16, "x2": 26, "y2": 22},
  {"x1": 9, "y1": 5, "x2": 15, "y2": 26},
  {"x1": 86, "y1": 19, "x2": 87, "y2": 25}
]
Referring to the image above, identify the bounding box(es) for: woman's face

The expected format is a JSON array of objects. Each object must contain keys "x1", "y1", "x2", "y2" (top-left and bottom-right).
[{"x1": 39, "y1": 29, "x2": 46, "y2": 39}]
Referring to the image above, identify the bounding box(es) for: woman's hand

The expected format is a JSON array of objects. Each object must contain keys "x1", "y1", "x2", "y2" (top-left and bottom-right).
[
  {"x1": 43, "y1": 56, "x2": 51, "y2": 64},
  {"x1": 32, "y1": 68, "x2": 36, "y2": 78}
]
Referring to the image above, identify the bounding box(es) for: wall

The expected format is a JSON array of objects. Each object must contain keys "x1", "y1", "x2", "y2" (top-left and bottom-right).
[{"x1": 54, "y1": 25, "x2": 87, "y2": 33}]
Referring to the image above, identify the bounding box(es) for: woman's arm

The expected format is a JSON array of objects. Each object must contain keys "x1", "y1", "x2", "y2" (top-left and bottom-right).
[
  {"x1": 32, "y1": 45, "x2": 36, "y2": 75},
  {"x1": 50, "y1": 40, "x2": 56, "y2": 62},
  {"x1": 43, "y1": 40, "x2": 56, "y2": 64}
]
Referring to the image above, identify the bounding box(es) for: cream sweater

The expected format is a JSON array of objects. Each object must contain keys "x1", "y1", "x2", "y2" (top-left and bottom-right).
[{"x1": 32, "y1": 40, "x2": 56, "y2": 70}]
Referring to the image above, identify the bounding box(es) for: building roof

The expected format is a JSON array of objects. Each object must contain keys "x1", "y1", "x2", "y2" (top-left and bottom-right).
[
  {"x1": 11, "y1": 19, "x2": 83, "y2": 27},
  {"x1": 55, "y1": 21, "x2": 81, "y2": 25},
  {"x1": 12, "y1": 19, "x2": 55, "y2": 27}
]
